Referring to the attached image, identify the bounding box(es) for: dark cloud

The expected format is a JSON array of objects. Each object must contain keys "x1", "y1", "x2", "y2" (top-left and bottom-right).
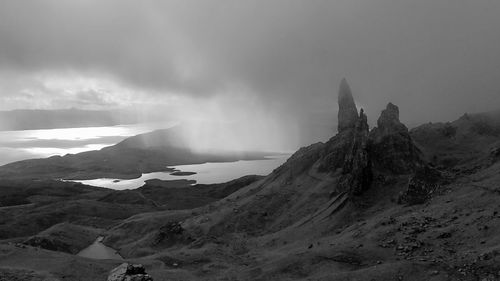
[{"x1": 0, "y1": 0, "x2": 500, "y2": 127}]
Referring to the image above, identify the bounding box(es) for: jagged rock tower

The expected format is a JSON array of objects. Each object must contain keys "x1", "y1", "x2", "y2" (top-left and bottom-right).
[
  {"x1": 369, "y1": 102, "x2": 423, "y2": 174},
  {"x1": 337, "y1": 78, "x2": 359, "y2": 133},
  {"x1": 320, "y1": 79, "x2": 424, "y2": 196},
  {"x1": 319, "y1": 79, "x2": 372, "y2": 195}
]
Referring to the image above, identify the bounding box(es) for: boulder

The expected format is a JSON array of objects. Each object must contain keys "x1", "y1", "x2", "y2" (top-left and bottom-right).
[{"x1": 107, "y1": 263, "x2": 153, "y2": 281}]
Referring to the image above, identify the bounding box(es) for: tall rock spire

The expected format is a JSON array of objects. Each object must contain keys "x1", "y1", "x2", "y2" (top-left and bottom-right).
[{"x1": 337, "y1": 78, "x2": 359, "y2": 132}]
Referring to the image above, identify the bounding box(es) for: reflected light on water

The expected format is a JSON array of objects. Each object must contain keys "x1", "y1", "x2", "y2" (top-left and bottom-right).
[
  {"x1": 0, "y1": 122, "x2": 176, "y2": 165},
  {"x1": 1, "y1": 122, "x2": 176, "y2": 141},
  {"x1": 71, "y1": 155, "x2": 290, "y2": 190},
  {"x1": 22, "y1": 144, "x2": 112, "y2": 158}
]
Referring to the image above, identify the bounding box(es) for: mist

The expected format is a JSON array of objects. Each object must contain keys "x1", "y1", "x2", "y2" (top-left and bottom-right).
[{"x1": 0, "y1": 0, "x2": 500, "y2": 152}]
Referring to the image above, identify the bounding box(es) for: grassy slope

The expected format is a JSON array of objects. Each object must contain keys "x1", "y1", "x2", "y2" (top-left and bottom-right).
[
  {"x1": 1, "y1": 112, "x2": 500, "y2": 280},
  {"x1": 92, "y1": 112, "x2": 500, "y2": 280}
]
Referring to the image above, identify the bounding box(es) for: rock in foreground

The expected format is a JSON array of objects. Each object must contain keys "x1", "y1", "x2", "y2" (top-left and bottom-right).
[{"x1": 107, "y1": 263, "x2": 153, "y2": 281}]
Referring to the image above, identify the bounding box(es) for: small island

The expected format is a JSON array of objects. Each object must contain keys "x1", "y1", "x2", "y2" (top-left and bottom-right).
[{"x1": 169, "y1": 171, "x2": 197, "y2": 176}]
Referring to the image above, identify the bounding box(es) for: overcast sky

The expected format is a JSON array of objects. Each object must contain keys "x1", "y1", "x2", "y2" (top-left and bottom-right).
[{"x1": 1, "y1": 0, "x2": 500, "y2": 135}]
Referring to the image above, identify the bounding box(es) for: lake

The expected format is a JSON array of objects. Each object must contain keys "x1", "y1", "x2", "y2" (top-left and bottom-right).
[
  {"x1": 0, "y1": 123, "x2": 291, "y2": 189},
  {"x1": 0, "y1": 122, "x2": 175, "y2": 166},
  {"x1": 77, "y1": 236, "x2": 123, "y2": 260},
  {"x1": 70, "y1": 155, "x2": 290, "y2": 190}
]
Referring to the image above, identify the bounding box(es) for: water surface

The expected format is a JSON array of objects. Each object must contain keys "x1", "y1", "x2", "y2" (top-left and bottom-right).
[
  {"x1": 72, "y1": 155, "x2": 290, "y2": 190},
  {"x1": 77, "y1": 236, "x2": 123, "y2": 260},
  {"x1": 0, "y1": 122, "x2": 175, "y2": 165}
]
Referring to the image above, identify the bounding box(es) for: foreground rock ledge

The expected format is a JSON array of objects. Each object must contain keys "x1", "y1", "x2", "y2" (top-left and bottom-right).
[{"x1": 107, "y1": 263, "x2": 153, "y2": 281}]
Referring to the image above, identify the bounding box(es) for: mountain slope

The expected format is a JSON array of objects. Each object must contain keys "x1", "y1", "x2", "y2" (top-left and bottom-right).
[
  {"x1": 0, "y1": 126, "x2": 269, "y2": 180},
  {"x1": 1, "y1": 81, "x2": 500, "y2": 280},
  {"x1": 97, "y1": 81, "x2": 500, "y2": 281}
]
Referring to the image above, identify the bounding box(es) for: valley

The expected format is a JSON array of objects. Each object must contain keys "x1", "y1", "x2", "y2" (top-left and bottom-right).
[{"x1": 1, "y1": 80, "x2": 499, "y2": 280}]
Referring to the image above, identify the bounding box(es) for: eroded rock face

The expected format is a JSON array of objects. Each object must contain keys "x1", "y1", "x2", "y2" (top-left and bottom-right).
[
  {"x1": 398, "y1": 166, "x2": 442, "y2": 205},
  {"x1": 369, "y1": 103, "x2": 423, "y2": 174},
  {"x1": 22, "y1": 236, "x2": 72, "y2": 254},
  {"x1": 492, "y1": 146, "x2": 500, "y2": 158},
  {"x1": 153, "y1": 222, "x2": 193, "y2": 247},
  {"x1": 376, "y1": 103, "x2": 407, "y2": 134},
  {"x1": 337, "y1": 109, "x2": 372, "y2": 195},
  {"x1": 320, "y1": 108, "x2": 372, "y2": 195},
  {"x1": 321, "y1": 84, "x2": 425, "y2": 196},
  {"x1": 107, "y1": 263, "x2": 153, "y2": 281},
  {"x1": 337, "y1": 79, "x2": 359, "y2": 133}
]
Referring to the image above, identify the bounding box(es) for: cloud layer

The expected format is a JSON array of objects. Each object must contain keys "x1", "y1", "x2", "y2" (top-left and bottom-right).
[{"x1": 1, "y1": 0, "x2": 500, "y2": 144}]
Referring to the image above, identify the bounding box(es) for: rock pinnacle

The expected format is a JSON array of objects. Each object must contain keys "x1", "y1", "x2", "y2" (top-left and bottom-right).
[{"x1": 338, "y1": 78, "x2": 359, "y2": 132}]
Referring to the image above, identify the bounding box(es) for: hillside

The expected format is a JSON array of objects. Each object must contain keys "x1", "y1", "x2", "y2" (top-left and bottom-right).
[
  {"x1": 99, "y1": 80, "x2": 500, "y2": 280},
  {"x1": 0, "y1": 126, "x2": 269, "y2": 180},
  {"x1": 1, "y1": 80, "x2": 500, "y2": 280}
]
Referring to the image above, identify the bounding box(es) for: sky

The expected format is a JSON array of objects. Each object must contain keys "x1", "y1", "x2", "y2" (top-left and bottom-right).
[{"x1": 0, "y1": 0, "x2": 500, "y2": 148}]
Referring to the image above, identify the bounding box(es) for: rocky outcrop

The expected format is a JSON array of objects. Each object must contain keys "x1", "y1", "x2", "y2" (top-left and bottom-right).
[
  {"x1": 369, "y1": 103, "x2": 423, "y2": 174},
  {"x1": 398, "y1": 166, "x2": 442, "y2": 205},
  {"x1": 337, "y1": 79, "x2": 359, "y2": 133},
  {"x1": 320, "y1": 81, "x2": 372, "y2": 195},
  {"x1": 375, "y1": 103, "x2": 407, "y2": 134},
  {"x1": 107, "y1": 263, "x2": 153, "y2": 281},
  {"x1": 322, "y1": 84, "x2": 426, "y2": 196},
  {"x1": 492, "y1": 146, "x2": 500, "y2": 158},
  {"x1": 23, "y1": 236, "x2": 72, "y2": 254},
  {"x1": 153, "y1": 222, "x2": 193, "y2": 247},
  {"x1": 336, "y1": 109, "x2": 372, "y2": 195}
]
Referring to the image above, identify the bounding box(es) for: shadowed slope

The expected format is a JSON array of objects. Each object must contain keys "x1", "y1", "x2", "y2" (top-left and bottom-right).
[{"x1": 3, "y1": 82, "x2": 500, "y2": 281}]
